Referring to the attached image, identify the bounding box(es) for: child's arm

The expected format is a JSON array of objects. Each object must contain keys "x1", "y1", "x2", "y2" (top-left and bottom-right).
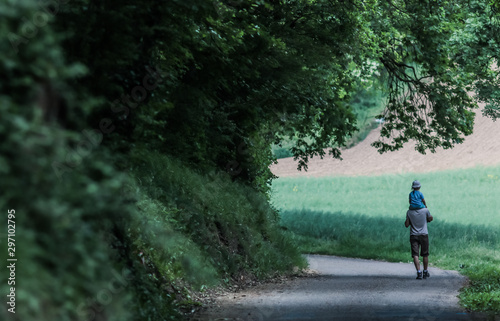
[{"x1": 419, "y1": 191, "x2": 427, "y2": 207}]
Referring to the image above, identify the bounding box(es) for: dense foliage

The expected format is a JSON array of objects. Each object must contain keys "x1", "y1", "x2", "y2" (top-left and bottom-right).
[
  {"x1": 2, "y1": 0, "x2": 500, "y2": 319},
  {"x1": 44, "y1": 0, "x2": 500, "y2": 176},
  {"x1": 370, "y1": 0, "x2": 500, "y2": 154}
]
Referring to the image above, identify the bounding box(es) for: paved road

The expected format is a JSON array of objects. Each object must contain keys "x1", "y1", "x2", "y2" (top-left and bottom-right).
[{"x1": 193, "y1": 255, "x2": 491, "y2": 321}]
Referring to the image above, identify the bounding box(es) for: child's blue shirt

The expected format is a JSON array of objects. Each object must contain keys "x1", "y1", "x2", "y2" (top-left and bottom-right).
[{"x1": 409, "y1": 190, "x2": 425, "y2": 209}]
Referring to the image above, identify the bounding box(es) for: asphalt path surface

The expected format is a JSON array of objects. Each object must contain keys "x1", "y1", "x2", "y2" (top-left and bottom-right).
[{"x1": 193, "y1": 255, "x2": 491, "y2": 321}]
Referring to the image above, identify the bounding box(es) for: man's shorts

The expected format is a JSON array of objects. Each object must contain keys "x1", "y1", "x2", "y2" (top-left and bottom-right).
[{"x1": 410, "y1": 234, "x2": 429, "y2": 257}]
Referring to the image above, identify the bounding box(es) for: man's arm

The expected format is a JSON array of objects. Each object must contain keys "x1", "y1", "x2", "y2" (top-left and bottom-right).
[
  {"x1": 427, "y1": 215, "x2": 433, "y2": 222},
  {"x1": 405, "y1": 216, "x2": 411, "y2": 228}
]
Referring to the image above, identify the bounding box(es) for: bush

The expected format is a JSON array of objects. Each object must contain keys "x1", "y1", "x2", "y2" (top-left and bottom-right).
[{"x1": 0, "y1": 3, "x2": 178, "y2": 319}]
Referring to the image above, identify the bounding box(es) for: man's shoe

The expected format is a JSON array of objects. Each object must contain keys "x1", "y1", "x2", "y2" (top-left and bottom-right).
[
  {"x1": 416, "y1": 271, "x2": 423, "y2": 279},
  {"x1": 423, "y1": 270, "x2": 430, "y2": 279}
]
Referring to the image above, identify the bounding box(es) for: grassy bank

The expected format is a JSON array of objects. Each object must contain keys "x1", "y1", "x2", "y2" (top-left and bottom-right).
[
  {"x1": 123, "y1": 149, "x2": 306, "y2": 309},
  {"x1": 0, "y1": 143, "x2": 306, "y2": 321},
  {"x1": 271, "y1": 166, "x2": 500, "y2": 313}
]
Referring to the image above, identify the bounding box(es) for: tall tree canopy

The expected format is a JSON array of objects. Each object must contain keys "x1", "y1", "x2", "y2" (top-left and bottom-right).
[{"x1": 42, "y1": 0, "x2": 500, "y2": 185}]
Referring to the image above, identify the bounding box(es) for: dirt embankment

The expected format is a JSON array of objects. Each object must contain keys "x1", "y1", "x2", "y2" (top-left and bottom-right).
[{"x1": 271, "y1": 112, "x2": 500, "y2": 178}]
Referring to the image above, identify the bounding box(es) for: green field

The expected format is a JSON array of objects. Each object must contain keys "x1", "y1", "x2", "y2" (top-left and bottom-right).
[{"x1": 271, "y1": 166, "x2": 500, "y2": 313}]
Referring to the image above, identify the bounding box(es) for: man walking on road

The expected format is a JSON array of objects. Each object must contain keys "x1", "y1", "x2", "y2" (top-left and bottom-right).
[{"x1": 405, "y1": 181, "x2": 433, "y2": 279}]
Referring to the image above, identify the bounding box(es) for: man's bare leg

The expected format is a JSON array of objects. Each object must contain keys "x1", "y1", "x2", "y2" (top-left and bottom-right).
[
  {"x1": 413, "y1": 255, "x2": 421, "y2": 271},
  {"x1": 423, "y1": 256, "x2": 429, "y2": 270}
]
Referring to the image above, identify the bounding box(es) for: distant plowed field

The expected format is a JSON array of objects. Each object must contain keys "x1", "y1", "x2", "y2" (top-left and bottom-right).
[{"x1": 271, "y1": 110, "x2": 500, "y2": 177}]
